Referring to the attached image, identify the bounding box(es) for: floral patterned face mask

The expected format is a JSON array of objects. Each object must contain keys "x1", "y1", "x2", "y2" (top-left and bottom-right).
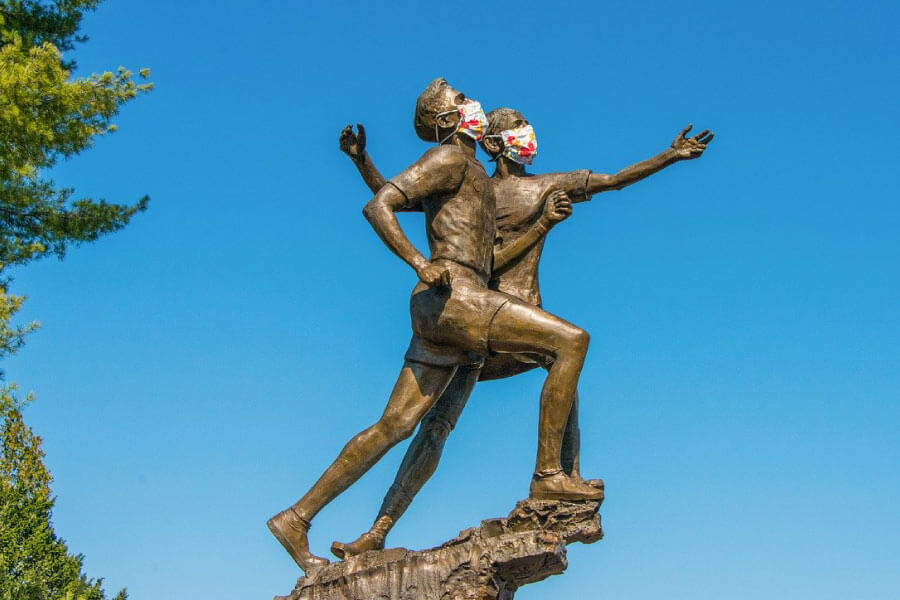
[
  {"x1": 497, "y1": 124, "x2": 538, "y2": 165},
  {"x1": 435, "y1": 99, "x2": 487, "y2": 144}
]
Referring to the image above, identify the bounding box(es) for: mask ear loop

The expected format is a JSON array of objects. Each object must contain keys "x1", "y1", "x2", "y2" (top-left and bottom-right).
[{"x1": 434, "y1": 107, "x2": 461, "y2": 145}]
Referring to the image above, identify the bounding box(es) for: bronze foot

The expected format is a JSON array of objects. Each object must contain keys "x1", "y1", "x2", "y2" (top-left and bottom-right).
[
  {"x1": 331, "y1": 531, "x2": 385, "y2": 560},
  {"x1": 529, "y1": 470, "x2": 604, "y2": 502},
  {"x1": 267, "y1": 507, "x2": 329, "y2": 572},
  {"x1": 568, "y1": 471, "x2": 605, "y2": 501}
]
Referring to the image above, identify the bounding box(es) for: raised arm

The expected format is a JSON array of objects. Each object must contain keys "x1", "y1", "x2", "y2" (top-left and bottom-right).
[
  {"x1": 493, "y1": 189, "x2": 572, "y2": 272},
  {"x1": 340, "y1": 124, "x2": 388, "y2": 194},
  {"x1": 586, "y1": 124, "x2": 714, "y2": 195}
]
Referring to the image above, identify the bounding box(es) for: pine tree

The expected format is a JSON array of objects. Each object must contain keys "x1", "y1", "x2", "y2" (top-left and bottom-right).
[
  {"x1": 0, "y1": 398, "x2": 127, "y2": 600},
  {"x1": 0, "y1": 1, "x2": 151, "y2": 597},
  {"x1": 1, "y1": 1, "x2": 152, "y2": 361},
  {"x1": 1, "y1": 1, "x2": 152, "y2": 272}
]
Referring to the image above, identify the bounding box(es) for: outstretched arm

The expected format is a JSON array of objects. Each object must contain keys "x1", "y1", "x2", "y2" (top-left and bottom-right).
[
  {"x1": 586, "y1": 124, "x2": 714, "y2": 196},
  {"x1": 340, "y1": 124, "x2": 388, "y2": 194},
  {"x1": 494, "y1": 189, "x2": 572, "y2": 272}
]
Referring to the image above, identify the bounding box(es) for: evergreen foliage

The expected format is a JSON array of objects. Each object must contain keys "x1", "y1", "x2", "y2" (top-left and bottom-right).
[
  {"x1": 0, "y1": 401, "x2": 127, "y2": 600},
  {"x1": 0, "y1": 1, "x2": 151, "y2": 597},
  {"x1": 0, "y1": 1, "x2": 101, "y2": 66},
  {"x1": 0, "y1": 1, "x2": 152, "y2": 270}
]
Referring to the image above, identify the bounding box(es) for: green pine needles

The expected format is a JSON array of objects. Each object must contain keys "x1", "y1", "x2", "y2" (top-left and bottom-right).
[
  {"x1": 0, "y1": 401, "x2": 127, "y2": 600},
  {"x1": 0, "y1": 1, "x2": 152, "y2": 598},
  {"x1": 0, "y1": 2, "x2": 152, "y2": 270}
]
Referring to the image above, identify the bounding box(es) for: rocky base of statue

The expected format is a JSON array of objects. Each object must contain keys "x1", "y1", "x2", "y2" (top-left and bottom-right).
[{"x1": 275, "y1": 498, "x2": 602, "y2": 600}]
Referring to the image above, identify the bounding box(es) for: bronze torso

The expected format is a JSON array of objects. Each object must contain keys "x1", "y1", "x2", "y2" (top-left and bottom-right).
[
  {"x1": 491, "y1": 170, "x2": 591, "y2": 305},
  {"x1": 390, "y1": 144, "x2": 495, "y2": 279}
]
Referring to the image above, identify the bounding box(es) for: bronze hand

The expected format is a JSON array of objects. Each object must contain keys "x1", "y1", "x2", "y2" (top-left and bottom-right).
[
  {"x1": 339, "y1": 123, "x2": 367, "y2": 161},
  {"x1": 542, "y1": 189, "x2": 573, "y2": 226},
  {"x1": 671, "y1": 123, "x2": 715, "y2": 160}
]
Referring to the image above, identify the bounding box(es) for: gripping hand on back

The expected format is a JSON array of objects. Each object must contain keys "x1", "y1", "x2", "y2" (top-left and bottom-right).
[{"x1": 416, "y1": 261, "x2": 452, "y2": 288}]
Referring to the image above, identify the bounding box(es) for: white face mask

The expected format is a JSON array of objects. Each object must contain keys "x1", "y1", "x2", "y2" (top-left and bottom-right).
[{"x1": 435, "y1": 99, "x2": 488, "y2": 144}]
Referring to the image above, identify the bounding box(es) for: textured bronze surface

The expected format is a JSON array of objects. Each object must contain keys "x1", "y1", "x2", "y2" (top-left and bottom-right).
[
  {"x1": 269, "y1": 77, "x2": 713, "y2": 574},
  {"x1": 277, "y1": 499, "x2": 602, "y2": 600},
  {"x1": 332, "y1": 104, "x2": 712, "y2": 558}
]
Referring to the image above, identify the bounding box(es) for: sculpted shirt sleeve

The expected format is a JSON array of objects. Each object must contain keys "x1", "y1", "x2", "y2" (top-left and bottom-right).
[
  {"x1": 542, "y1": 169, "x2": 593, "y2": 203},
  {"x1": 387, "y1": 146, "x2": 468, "y2": 211}
]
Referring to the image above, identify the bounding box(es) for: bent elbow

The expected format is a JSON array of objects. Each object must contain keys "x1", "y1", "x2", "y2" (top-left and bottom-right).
[{"x1": 362, "y1": 199, "x2": 379, "y2": 222}]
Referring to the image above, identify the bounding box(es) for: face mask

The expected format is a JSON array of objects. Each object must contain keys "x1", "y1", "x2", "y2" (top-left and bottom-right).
[
  {"x1": 457, "y1": 99, "x2": 487, "y2": 141},
  {"x1": 435, "y1": 99, "x2": 487, "y2": 144},
  {"x1": 498, "y1": 124, "x2": 537, "y2": 165}
]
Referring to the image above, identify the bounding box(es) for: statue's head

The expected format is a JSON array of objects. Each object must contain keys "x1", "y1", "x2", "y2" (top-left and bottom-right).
[
  {"x1": 480, "y1": 108, "x2": 530, "y2": 160},
  {"x1": 413, "y1": 77, "x2": 467, "y2": 143}
]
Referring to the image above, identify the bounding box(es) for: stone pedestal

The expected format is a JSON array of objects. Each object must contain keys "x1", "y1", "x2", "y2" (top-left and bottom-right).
[{"x1": 276, "y1": 499, "x2": 602, "y2": 600}]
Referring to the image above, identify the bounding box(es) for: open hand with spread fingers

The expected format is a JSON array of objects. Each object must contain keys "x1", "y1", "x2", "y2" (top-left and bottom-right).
[
  {"x1": 541, "y1": 189, "x2": 573, "y2": 226},
  {"x1": 339, "y1": 123, "x2": 367, "y2": 161},
  {"x1": 671, "y1": 123, "x2": 714, "y2": 159}
]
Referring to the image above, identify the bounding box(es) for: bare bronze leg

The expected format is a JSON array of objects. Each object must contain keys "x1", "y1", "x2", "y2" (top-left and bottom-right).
[
  {"x1": 268, "y1": 361, "x2": 456, "y2": 571},
  {"x1": 488, "y1": 301, "x2": 602, "y2": 501},
  {"x1": 332, "y1": 363, "x2": 480, "y2": 559},
  {"x1": 560, "y1": 389, "x2": 580, "y2": 476},
  {"x1": 561, "y1": 392, "x2": 604, "y2": 498}
]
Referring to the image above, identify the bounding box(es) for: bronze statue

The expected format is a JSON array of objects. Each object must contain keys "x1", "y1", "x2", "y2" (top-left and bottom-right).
[
  {"x1": 268, "y1": 78, "x2": 610, "y2": 573},
  {"x1": 328, "y1": 107, "x2": 714, "y2": 558}
]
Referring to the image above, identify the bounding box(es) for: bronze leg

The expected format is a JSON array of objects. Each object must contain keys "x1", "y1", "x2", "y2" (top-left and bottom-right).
[
  {"x1": 331, "y1": 363, "x2": 480, "y2": 558},
  {"x1": 487, "y1": 301, "x2": 588, "y2": 474},
  {"x1": 292, "y1": 361, "x2": 457, "y2": 520},
  {"x1": 546, "y1": 365, "x2": 603, "y2": 494},
  {"x1": 532, "y1": 355, "x2": 582, "y2": 478},
  {"x1": 561, "y1": 390, "x2": 580, "y2": 476},
  {"x1": 488, "y1": 302, "x2": 601, "y2": 501},
  {"x1": 380, "y1": 363, "x2": 480, "y2": 521},
  {"x1": 269, "y1": 361, "x2": 456, "y2": 571},
  {"x1": 560, "y1": 391, "x2": 603, "y2": 494}
]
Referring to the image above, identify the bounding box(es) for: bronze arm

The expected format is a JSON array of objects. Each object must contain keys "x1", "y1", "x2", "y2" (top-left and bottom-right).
[
  {"x1": 341, "y1": 124, "x2": 388, "y2": 194},
  {"x1": 583, "y1": 124, "x2": 715, "y2": 198},
  {"x1": 351, "y1": 151, "x2": 388, "y2": 194},
  {"x1": 493, "y1": 220, "x2": 551, "y2": 272},
  {"x1": 585, "y1": 148, "x2": 680, "y2": 196},
  {"x1": 494, "y1": 189, "x2": 572, "y2": 272},
  {"x1": 363, "y1": 186, "x2": 429, "y2": 274}
]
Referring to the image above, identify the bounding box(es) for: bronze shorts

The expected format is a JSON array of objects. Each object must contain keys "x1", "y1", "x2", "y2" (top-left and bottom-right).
[{"x1": 404, "y1": 261, "x2": 516, "y2": 367}]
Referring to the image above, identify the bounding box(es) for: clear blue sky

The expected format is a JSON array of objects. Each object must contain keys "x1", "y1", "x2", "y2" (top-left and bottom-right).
[{"x1": 6, "y1": 1, "x2": 899, "y2": 598}]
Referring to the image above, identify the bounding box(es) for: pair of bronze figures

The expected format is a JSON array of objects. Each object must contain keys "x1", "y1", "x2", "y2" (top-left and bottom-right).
[{"x1": 268, "y1": 78, "x2": 714, "y2": 572}]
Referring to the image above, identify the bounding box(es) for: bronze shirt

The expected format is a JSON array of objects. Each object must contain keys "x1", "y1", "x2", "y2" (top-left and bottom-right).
[
  {"x1": 389, "y1": 145, "x2": 496, "y2": 279},
  {"x1": 490, "y1": 170, "x2": 592, "y2": 305}
]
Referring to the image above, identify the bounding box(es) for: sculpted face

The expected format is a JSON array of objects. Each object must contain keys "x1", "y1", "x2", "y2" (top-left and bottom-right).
[
  {"x1": 433, "y1": 84, "x2": 468, "y2": 135},
  {"x1": 494, "y1": 109, "x2": 528, "y2": 132},
  {"x1": 414, "y1": 78, "x2": 471, "y2": 142}
]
